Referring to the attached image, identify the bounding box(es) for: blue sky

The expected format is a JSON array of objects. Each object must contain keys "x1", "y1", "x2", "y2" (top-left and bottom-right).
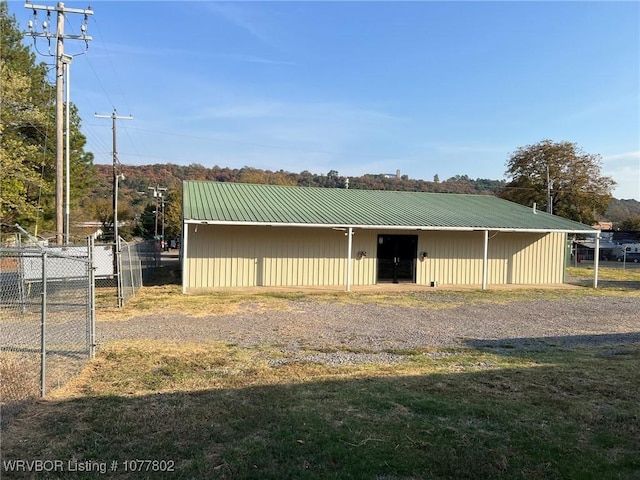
[{"x1": 11, "y1": 1, "x2": 640, "y2": 199}]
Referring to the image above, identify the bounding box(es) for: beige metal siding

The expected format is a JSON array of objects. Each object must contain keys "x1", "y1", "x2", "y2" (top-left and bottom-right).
[
  {"x1": 416, "y1": 231, "x2": 566, "y2": 286},
  {"x1": 186, "y1": 225, "x2": 355, "y2": 288},
  {"x1": 416, "y1": 231, "x2": 482, "y2": 285},
  {"x1": 184, "y1": 225, "x2": 567, "y2": 290}
]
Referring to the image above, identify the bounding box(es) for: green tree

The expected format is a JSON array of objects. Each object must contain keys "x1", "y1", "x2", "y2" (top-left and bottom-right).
[
  {"x1": 619, "y1": 216, "x2": 640, "y2": 231},
  {"x1": 0, "y1": 1, "x2": 52, "y2": 227},
  {"x1": 137, "y1": 204, "x2": 157, "y2": 240},
  {"x1": 163, "y1": 189, "x2": 182, "y2": 240},
  {"x1": 499, "y1": 139, "x2": 615, "y2": 225},
  {"x1": 0, "y1": 1, "x2": 96, "y2": 235}
]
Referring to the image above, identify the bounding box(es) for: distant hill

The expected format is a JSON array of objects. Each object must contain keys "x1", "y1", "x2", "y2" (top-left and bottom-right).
[
  {"x1": 93, "y1": 163, "x2": 504, "y2": 195},
  {"x1": 604, "y1": 198, "x2": 640, "y2": 225},
  {"x1": 92, "y1": 163, "x2": 638, "y2": 227}
]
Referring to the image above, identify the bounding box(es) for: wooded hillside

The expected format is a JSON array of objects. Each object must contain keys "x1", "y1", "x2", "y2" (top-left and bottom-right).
[{"x1": 91, "y1": 163, "x2": 639, "y2": 238}]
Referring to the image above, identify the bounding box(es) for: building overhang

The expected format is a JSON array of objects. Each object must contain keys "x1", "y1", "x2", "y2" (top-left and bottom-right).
[{"x1": 183, "y1": 219, "x2": 598, "y2": 236}]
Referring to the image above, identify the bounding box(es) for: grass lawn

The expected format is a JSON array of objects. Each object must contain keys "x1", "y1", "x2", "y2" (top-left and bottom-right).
[
  {"x1": 93, "y1": 265, "x2": 640, "y2": 322},
  {"x1": 2, "y1": 340, "x2": 639, "y2": 479},
  {"x1": 3, "y1": 268, "x2": 640, "y2": 479}
]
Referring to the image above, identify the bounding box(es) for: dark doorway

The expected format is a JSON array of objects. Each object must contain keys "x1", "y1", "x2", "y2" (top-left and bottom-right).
[{"x1": 377, "y1": 234, "x2": 418, "y2": 283}]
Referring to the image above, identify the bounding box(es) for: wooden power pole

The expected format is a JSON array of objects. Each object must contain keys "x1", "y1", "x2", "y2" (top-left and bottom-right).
[{"x1": 25, "y1": 1, "x2": 93, "y2": 244}]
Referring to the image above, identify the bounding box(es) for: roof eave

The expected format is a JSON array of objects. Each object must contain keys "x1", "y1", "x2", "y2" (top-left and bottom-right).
[{"x1": 183, "y1": 219, "x2": 598, "y2": 234}]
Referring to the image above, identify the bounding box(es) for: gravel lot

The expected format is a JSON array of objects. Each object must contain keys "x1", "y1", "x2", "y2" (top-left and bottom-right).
[{"x1": 98, "y1": 295, "x2": 640, "y2": 364}]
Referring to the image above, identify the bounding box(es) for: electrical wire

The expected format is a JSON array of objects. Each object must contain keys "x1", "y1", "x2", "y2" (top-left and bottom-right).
[{"x1": 81, "y1": 15, "x2": 148, "y2": 162}]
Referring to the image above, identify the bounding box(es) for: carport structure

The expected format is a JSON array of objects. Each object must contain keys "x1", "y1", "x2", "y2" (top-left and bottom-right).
[{"x1": 181, "y1": 181, "x2": 600, "y2": 292}]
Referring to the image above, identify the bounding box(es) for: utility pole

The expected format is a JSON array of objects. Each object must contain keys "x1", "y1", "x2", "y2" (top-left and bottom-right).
[
  {"x1": 147, "y1": 185, "x2": 167, "y2": 267},
  {"x1": 25, "y1": 1, "x2": 92, "y2": 245},
  {"x1": 148, "y1": 185, "x2": 167, "y2": 238},
  {"x1": 96, "y1": 109, "x2": 132, "y2": 307},
  {"x1": 546, "y1": 163, "x2": 554, "y2": 215},
  {"x1": 95, "y1": 109, "x2": 133, "y2": 250}
]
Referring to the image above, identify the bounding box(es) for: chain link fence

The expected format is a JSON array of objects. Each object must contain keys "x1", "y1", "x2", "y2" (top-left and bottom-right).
[
  {"x1": 89, "y1": 239, "x2": 157, "y2": 308},
  {"x1": 0, "y1": 240, "x2": 95, "y2": 430},
  {"x1": 119, "y1": 239, "x2": 144, "y2": 306}
]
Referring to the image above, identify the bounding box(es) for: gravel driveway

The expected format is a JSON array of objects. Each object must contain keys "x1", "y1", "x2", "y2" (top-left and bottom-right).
[{"x1": 98, "y1": 295, "x2": 640, "y2": 363}]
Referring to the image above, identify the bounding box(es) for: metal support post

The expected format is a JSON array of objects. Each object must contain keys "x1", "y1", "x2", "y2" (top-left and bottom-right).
[
  {"x1": 87, "y1": 236, "x2": 96, "y2": 358},
  {"x1": 346, "y1": 228, "x2": 353, "y2": 292},
  {"x1": 40, "y1": 251, "x2": 48, "y2": 397}
]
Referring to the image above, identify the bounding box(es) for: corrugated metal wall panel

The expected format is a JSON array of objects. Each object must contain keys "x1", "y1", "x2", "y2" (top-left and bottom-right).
[
  {"x1": 184, "y1": 226, "x2": 567, "y2": 290},
  {"x1": 417, "y1": 231, "x2": 483, "y2": 285},
  {"x1": 415, "y1": 231, "x2": 566, "y2": 286},
  {"x1": 186, "y1": 225, "x2": 353, "y2": 288}
]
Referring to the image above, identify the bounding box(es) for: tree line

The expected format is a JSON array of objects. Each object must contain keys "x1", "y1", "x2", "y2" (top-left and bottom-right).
[{"x1": 91, "y1": 162, "x2": 639, "y2": 240}]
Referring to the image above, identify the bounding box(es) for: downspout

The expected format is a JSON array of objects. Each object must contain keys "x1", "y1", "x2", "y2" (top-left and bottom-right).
[
  {"x1": 182, "y1": 222, "x2": 189, "y2": 294},
  {"x1": 593, "y1": 232, "x2": 600, "y2": 289},
  {"x1": 346, "y1": 227, "x2": 353, "y2": 292},
  {"x1": 482, "y1": 230, "x2": 488, "y2": 290}
]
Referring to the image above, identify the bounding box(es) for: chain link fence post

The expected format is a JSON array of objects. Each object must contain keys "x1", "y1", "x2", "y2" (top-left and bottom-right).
[
  {"x1": 40, "y1": 251, "x2": 47, "y2": 398},
  {"x1": 88, "y1": 236, "x2": 96, "y2": 358}
]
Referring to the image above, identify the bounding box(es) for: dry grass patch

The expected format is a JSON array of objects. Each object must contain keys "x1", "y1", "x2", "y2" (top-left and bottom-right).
[
  {"x1": 98, "y1": 266, "x2": 640, "y2": 322},
  {"x1": 3, "y1": 341, "x2": 639, "y2": 479},
  {"x1": 0, "y1": 351, "x2": 40, "y2": 401},
  {"x1": 100, "y1": 285, "x2": 639, "y2": 324},
  {"x1": 97, "y1": 286, "x2": 300, "y2": 321}
]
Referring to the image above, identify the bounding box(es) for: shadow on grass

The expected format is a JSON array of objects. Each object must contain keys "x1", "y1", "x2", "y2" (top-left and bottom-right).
[
  {"x1": 465, "y1": 331, "x2": 640, "y2": 353},
  {"x1": 2, "y1": 344, "x2": 640, "y2": 479},
  {"x1": 143, "y1": 265, "x2": 181, "y2": 286},
  {"x1": 568, "y1": 279, "x2": 640, "y2": 289}
]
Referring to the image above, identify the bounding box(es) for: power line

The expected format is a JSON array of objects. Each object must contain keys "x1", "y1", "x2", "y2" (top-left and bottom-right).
[{"x1": 72, "y1": 15, "x2": 148, "y2": 164}]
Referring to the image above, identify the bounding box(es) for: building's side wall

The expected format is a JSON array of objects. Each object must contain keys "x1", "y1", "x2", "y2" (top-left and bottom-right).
[
  {"x1": 185, "y1": 224, "x2": 354, "y2": 288},
  {"x1": 184, "y1": 224, "x2": 566, "y2": 290},
  {"x1": 416, "y1": 231, "x2": 566, "y2": 286}
]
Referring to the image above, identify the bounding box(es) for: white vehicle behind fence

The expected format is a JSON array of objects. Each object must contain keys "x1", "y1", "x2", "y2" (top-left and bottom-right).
[{"x1": 614, "y1": 243, "x2": 640, "y2": 262}]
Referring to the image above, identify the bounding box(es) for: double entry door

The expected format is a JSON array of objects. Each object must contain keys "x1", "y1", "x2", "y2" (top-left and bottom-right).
[{"x1": 377, "y1": 234, "x2": 418, "y2": 283}]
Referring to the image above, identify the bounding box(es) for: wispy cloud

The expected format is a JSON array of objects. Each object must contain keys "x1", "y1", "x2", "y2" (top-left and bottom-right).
[
  {"x1": 603, "y1": 151, "x2": 640, "y2": 163},
  {"x1": 427, "y1": 143, "x2": 511, "y2": 155},
  {"x1": 205, "y1": 3, "x2": 282, "y2": 50},
  {"x1": 562, "y1": 95, "x2": 638, "y2": 123},
  {"x1": 211, "y1": 53, "x2": 295, "y2": 66},
  {"x1": 191, "y1": 99, "x2": 406, "y2": 124}
]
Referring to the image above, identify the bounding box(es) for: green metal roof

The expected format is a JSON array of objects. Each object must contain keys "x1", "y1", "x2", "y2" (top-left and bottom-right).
[{"x1": 183, "y1": 181, "x2": 597, "y2": 233}]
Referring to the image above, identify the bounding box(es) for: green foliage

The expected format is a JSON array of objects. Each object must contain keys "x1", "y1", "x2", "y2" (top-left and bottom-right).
[
  {"x1": 0, "y1": 2, "x2": 52, "y2": 226},
  {"x1": 499, "y1": 139, "x2": 616, "y2": 225},
  {"x1": 0, "y1": 1, "x2": 96, "y2": 236},
  {"x1": 163, "y1": 188, "x2": 182, "y2": 240},
  {"x1": 619, "y1": 216, "x2": 640, "y2": 231}
]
